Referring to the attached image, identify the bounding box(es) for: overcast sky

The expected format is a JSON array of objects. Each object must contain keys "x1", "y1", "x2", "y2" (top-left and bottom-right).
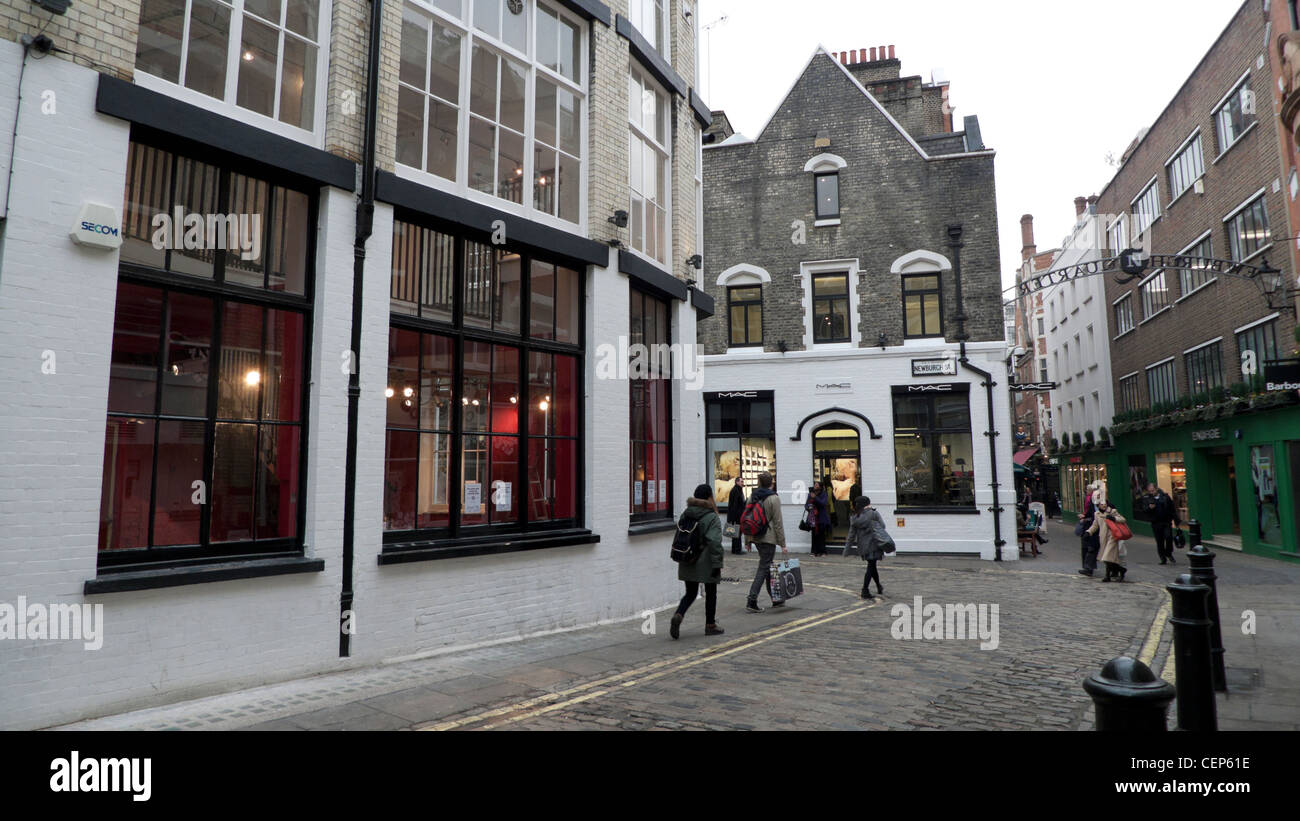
[{"x1": 697, "y1": 0, "x2": 1245, "y2": 291}]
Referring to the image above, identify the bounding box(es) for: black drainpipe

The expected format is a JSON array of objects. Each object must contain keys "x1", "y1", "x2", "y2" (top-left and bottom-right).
[
  {"x1": 341, "y1": 0, "x2": 384, "y2": 657},
  {"x1": 947, "y1": 224, "x2": 1005, "y2": 561}
]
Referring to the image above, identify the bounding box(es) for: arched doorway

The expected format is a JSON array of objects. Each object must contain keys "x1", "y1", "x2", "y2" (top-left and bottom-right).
[{"x1": 812, "y1": 423, "x2": 861, "y2": 544}]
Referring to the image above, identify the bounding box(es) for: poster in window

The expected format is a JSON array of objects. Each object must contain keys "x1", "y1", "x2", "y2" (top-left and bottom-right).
[
  {"x1": 829, "y1": 458, "x2": 859, "y2": 502},
  {"x1": 647, "y1": 479, "x2": 657, "y2": 505},
  {"x1": 633, "y1": 480, "x2": 643, "y2": 507},
  {"x1": 492, "y1": 480, "x2": 511, "y2": 512},
  {"x1": 659, "y1": 479, "x2": 666, "y2": 506},
  {"x1": 710, "y1": 439, "x2": 741, "y2": 502},
  {"x1": 465, "y1": 482, "x2": 482, "y2": 515},
  {"x1": 894, "y1": 435, "x2": 931, "y2": 496}
]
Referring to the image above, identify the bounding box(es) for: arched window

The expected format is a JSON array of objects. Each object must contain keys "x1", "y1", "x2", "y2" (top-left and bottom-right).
[{"x1": 804, "y1": 154, "x2": 846, "y2": 224}]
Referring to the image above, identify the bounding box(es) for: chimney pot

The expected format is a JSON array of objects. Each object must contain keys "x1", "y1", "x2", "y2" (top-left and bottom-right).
[
  {"x1": 1020, "y1": 214, "x2": 1037, "y2": 263},
  {"x1": 889, "y1": 45, "x2": 896, "y2": 60},
  {"x1": 859, "y1": 48, "x2": 867, "y2": 63},
  {"x1": 870, "y1": 47, "x2": 877, "y2": 61},
  {"x1": 840, "y1": 51, "x2": 848, "y2": 64},
  {"x1": 1074, "y1": 196, "x2": 1088, "y2": 218}
]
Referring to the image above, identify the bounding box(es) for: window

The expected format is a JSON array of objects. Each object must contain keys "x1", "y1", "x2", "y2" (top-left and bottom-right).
[
  {"x1": 628, "y1": 68, "x2": 671, "y2": 265},
  {"x1": 1039, "y1": 358, "x2": 1048, "y2": 382},
  {"x1": 892, "y1": 388, "x2": 975, "y2": 508},
  {"x1": 1146, "y1": 360, "x2": 1177, "y2": 406},
  {"x1": 1113, "y1": 294, "x2": 1134, "y2": 335},
  {"x1": 705, "y1": 392, "x2": 776, "y2": 507},
  {"x1": 630, "y1": 289, "x2": 672, "y2": 518},
  {"x1": 1107, "y1": 215, "x2": 1128, "y2": 253},
  {"x1": 1214, "y1": 75, "x2": 1255, "y2": 155},
  {"x1": 397, "y1": 0, "x2": 585, "y2": 223},
  {"x1": 812, "y1": 273, "x2": 851, "y2": 343},
  {"x1": 1167, "y1": 132, "x2": 1204, "y2": 201},
  {"x1": 101, "y1": 140, "x2": 313, "y2": 565},
  {"x1": 1177, "y1": 234, "x2": 1214, "y2": 295},
  {"x1": 628, "y1": 0, "x2": 669, "y2": 58},
  {"x1": 1036, "y1": 317, "x2": 1044, "y2": 337},
  {"x1": 1131, "y1": 178, "x2": 1160, "y2": 238},
  {"x1": 1119, "y1": 374, "x2": 1140, "y2": 413},
  {"x1": 1185, "y1": 340, "x2": 1224, "y2": 396},
  {"x1": 1226, "y1": 194, "x2": 1271, "y2": 262},
  {"x1": 1237, "y1": 319, "x2": 1278, "y2": 389},
  {"x1": 814, "y1": 172, "x2": 840, "y2": 220},
  {"x1": 727, "y1": 285, "x2": 763, "y2": 347},
  {"x1": 902, "y1": 274, "x2": 942, "y2": 339},
  {"x1": 384, "y1": 219, "x2": 582, "y2": 540},
  {"x1": 134, "y1": 0, "x2": 324, "y2": 132},
  {"x1": 1139, "y1": 271, "x2": 1171, "y2": 320}
]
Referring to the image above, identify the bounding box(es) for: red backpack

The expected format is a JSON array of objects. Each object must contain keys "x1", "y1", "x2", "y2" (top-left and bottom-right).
[{"x1": 739, "y1": 495, "x2": 770, "y2": 538}]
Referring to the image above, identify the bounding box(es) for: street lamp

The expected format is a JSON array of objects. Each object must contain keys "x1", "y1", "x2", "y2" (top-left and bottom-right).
[{"x1": 1253, "y1": 258, "x2": 1297, "y2": 317}]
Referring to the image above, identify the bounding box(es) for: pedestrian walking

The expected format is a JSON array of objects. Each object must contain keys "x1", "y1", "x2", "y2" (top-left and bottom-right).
[
  {"x1": 1077, "y1": 481, "x2": 1101, "y2": 577},
  {"x1": 1142, "y1": 482, "x2": 1180, "y2": 565},
  {"x1": 743, "y1": 471, "x2": 787, "y2": 613},
  {"x1": 1087, "y1": 500, "x2": 1128, "y2": 582},
  {"x1": 727, "y1": 476, "x2": 746, "y2": 555},
  {"x1": 670, "y1": 484, "x2": 726, "y2": 639},
  {"x1": 845, "y1": 496, "x2": 891, "y2": 599},
  {"x1": 805, "y1": 480, "x2": 832, "y2": 556}
]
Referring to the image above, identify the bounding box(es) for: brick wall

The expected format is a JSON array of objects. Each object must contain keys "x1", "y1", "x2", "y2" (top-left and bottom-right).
[
  {"x1": 0, "y1": 0, "x2": 139, "y2": 80},
  {"x1": 699, "y1": 50, "x2": 1002, "y2": 356},
  {"x1": 1096, "y1": 0, "x2": 1298, "y2": 406}
]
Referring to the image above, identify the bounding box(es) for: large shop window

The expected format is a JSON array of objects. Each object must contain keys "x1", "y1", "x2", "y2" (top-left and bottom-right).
[
  {"x1": 704, "y1": 391, "x2": 776, "y2": 508},
  {"x1": 892, "y1": 386, "x2": 975, "y2": 509},
  {"x1": 384, "y1": 218, "x2": 582, "y2": 542},
  {"x1": 397, "y1": 0, "x2": 586, "y2": 223},
  {"x1": 134, "y1": 0, "x2": 325, "y2": 132},
  {"x1": 101, "y1": 140, "x2": 314, "y2": 566},
  {"x1": 630, "y1": 289, "x2": 673, "y2": 519}
]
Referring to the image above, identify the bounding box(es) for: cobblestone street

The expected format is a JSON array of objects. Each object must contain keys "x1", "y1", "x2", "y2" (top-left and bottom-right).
[{"x1": 56, "y1": 518, "x2": 1300, "y2": 733}]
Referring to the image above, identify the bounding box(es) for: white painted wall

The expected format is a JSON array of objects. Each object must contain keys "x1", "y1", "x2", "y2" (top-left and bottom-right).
[{"x1": 697, "y1": 340, "x2": 1016, "y2": 560}]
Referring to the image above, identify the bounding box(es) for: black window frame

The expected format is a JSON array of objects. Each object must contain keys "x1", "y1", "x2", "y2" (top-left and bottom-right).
[
  {"x1": 1119, "y1": 374, "x2": 1141, "y2": 413},
  {"x1": 1236, "y1": 320, "x2": 1279, "y2": 390},
  {"x1": 813, "y1": 171, "x2": 840, "y2": 220},
  {"x1": 726, "y1": 284, "x2": 763, "y2": 348},
  {"x1": 382, "y1": 212, "x2": 586, "y2": 547},
  {"x1": 891, "y1": 386, "x2": 976, "y2": 510},
  {"x1": 629, "y1": 287, "x2": 674, "y2": 523},
  {"x1": 1146, "y1": 360, "x2": 1178, "y2": 406},
  {"x1": 811, "y1": 272, "x2": 851, "y2": 344},
  {"x1": 1184, "y1": 341, "x2": 1225, "y2": 396},
  {"x1": 902, "y1": 273, "x2": 944, "y2": 339},
  {"x1": 100, "y1": 134, "x2": 318, "y2": 570}
]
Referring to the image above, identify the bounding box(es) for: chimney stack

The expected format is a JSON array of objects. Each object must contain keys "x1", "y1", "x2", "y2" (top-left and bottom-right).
[
  {"x1": 1074, "y1": 196, "x2": 1088, "y2": 218},
  {"x1": 888, "y1": 45, "x2": 895, "y2": 60},
  {"x1": 1020, "y1": 214, "x2": 1037, "y2": 263}
]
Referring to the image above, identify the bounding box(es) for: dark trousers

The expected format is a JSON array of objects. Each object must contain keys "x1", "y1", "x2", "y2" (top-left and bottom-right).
[
  {"x1": 1153, "y1": 523, "x2": 1175, "y2": 561},
  {"x1": 862, "y1": 559, "x2": 881, "y2": 593},
  {"x1": 677, "y1": 582, "x2": 718, "y2": 624},
  {"x1": 1081, "y1": 535, "x2": 1099, "y2": 573},
  {"x1": 811, "y1": 529, "x2": 827, "y2": 556},
  {"x1": 1103, "y1": 561, "x2": 1125, "y2": 580},
  {"x1": 730, "y1": 534, "x2": 743, "y2": 554}
]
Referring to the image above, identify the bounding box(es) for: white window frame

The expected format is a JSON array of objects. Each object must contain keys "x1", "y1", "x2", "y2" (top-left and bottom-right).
[
  {"x1": 628, "y1": 0, "x2": 670, "y2": 61},
  {"x1": 1107, "y1": 214, "x2": 1128, "y2": 254},
  {"x1": 1165, "y1": 128, "x2": 1204, "y2": 206},
  {"x1": 1138, "y1": 269, "x2": 1171, "y2": 323},
  {"x1": 1174, "y1": 230, "x2": 1215, "y2": 301},
  {"x1": 1130, "y1": 175, "x2": 1160, "y2": 239},
  {"x1": 1112, "y1": 292, "x2": 1135, "y2": 337},
  {"x1": 1212, "y1": 71, "x2": 1256, "y2": 160},
  {"x1": 133, "y1": 0, "x2": 333, "y2": 145},
  {"x1": 1222, "y1": 188, "x2": 1271, "y2": 263},
  {"x1": 394, "y1": 0, "x2": 589, "y2": 234},
  {"x1": 628, "y1": 67, "x2": 673, "y2": 269},
  {"x1": 799, "y1": 258, "x2": 861, "y2": 349}
]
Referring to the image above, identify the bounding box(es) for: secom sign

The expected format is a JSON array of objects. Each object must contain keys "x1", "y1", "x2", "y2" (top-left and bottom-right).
[{"x1": 69, "y1": 202, "x2": 123, "y2": 250}]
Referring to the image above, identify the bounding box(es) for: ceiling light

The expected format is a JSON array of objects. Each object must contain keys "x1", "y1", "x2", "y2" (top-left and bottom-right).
[
  {"x1": 245, "y1": 370, "x2": 260, "y2": 387},
  {"x1": 385, "y1": 387, "x2": 395, "y2": 398}
]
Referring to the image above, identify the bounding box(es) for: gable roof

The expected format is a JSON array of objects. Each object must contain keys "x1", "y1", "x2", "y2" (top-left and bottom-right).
[{"x1": 715, "y1": 46, "x2": 995, "y2": 162}]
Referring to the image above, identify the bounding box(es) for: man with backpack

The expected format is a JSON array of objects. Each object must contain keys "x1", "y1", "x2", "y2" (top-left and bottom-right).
[{"x1": 740, "y1": 471, "x2": 787, "y2": 613}]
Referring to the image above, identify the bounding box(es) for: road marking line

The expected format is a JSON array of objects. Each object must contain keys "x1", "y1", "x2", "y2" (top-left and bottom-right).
[
  {"x1": 423, "y1": 601, "x2": 876, "y2": 731},
  {"x1": 1139, "y1": 596, "x2": 1172, "y2": 666},
  {"x1": 1161, "y1": 643, "x2": 1176, "y2": 684}
]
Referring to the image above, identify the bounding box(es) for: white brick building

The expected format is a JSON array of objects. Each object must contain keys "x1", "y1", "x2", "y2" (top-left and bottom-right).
[{"x1": 0, "y1": 0, "x2": 712, "y2": 730}]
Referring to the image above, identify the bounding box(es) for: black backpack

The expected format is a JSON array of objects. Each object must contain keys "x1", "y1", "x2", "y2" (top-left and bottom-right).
[{"x1": 670, "y1": 513, "x2": 705, "y2": 564}]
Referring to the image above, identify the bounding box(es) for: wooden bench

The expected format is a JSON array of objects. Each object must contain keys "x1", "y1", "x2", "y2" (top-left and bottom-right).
[{"x1": 1017, "y1": 529, "x2": 1039, "y2": 557}]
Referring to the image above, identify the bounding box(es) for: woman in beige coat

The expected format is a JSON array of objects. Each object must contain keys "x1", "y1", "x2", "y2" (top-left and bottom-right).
[{"x1": 1087, "y1": 500, "x2": 1128, "y2": 582}]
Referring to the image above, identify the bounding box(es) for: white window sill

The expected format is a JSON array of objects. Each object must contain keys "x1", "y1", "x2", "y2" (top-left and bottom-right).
[
  {"x1": 1174, "y1": 278, "x2": 1218, "y2": 303},
  {"x1": 1234, "y1": 243, "x2": 1276, "y2": 267},
  {"x1": 1212, "y1": 121, "x2": 1258, "y2": 165},
  {"x1": 393, "y1": 162, "x2": 590, "y2": 238},
  {"x1": 1113, "y1": 328, "x2": 1136, "y2": 342},
  {"x1": 815, "y1": 218, "x2": 842, "y2": 227},
  {"x1": 1138, "y1": 306, "x2": 1172, "y2": 326}
]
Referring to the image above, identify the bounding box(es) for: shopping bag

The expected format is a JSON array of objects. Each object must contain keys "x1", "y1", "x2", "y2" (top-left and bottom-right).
[
  {"x1": 1173, "y1": 528, "x2": 1186, "y2": 549},
  {"x1": 723, "y1": 522, "x2": 740, "y2": 540},
  {"x1": 771, "y1": 559, "x2": 804, "y2": 602}
]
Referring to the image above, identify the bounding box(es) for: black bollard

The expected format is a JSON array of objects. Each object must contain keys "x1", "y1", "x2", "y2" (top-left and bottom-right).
[
  {"x1": 1082, "y1": 656, "x2": 1176, "y2": 731},
  {"x1": 1188, "y1": 519, "x2": 1203, "y2": 549},
  {"x1": 1185, "y1": 526, "x2": 1226, "y2": 693},
  {"x1": 1167, "y1": 573, "x2": 1217, "y2": 731}
]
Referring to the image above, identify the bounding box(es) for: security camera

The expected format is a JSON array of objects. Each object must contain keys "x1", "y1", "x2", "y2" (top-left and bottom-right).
[{"x1": 32, "y1": 0, "x2": 72, "y2": 14}]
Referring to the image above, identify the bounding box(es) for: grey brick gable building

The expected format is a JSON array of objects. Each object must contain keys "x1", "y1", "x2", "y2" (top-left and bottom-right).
[
  {"x1": 699, "y1": 47, "x2": 1002, "y2": 356},
  {"x1": 695, "y1": 46, "x2": 1015, "y2": 562}
]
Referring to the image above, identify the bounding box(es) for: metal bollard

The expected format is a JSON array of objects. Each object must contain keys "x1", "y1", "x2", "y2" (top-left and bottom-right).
[
  {"x1": 1082, "y1": 656, "x2": 1176, "y2": 731},
  {"x1": 1185, "y1": 524, "x2": 1226, "y2": 693},
  {"x1": 1188, "y1": 519, "x2": 1203, "y2": 548},
  {"x1": 1167, "y1": 573, "x2": 1217, "y2": 731}
]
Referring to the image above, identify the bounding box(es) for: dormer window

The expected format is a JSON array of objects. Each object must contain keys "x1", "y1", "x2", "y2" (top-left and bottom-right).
[{"x1": 804, "y1": 153, "x2": 846, "y2": 226}]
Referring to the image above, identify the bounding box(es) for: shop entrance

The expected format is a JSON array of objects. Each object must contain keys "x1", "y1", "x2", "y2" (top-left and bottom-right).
[
  {"x1": 1204, "y1": 447, "x2": 1240, "y2": 537},
  {"x1": 812, "y1": 424, "x2": 861, "y2": 544}
]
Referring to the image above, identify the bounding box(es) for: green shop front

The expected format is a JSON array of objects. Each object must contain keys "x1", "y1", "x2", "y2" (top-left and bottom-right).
[{"x1": 1107, "y1": 402, "x2": 1300, "y2": 562}]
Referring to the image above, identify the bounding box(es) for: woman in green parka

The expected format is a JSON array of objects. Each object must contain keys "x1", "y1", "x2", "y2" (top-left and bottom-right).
[{"x1": 670, "y1": 483, "x2": 726, "y2": 639}]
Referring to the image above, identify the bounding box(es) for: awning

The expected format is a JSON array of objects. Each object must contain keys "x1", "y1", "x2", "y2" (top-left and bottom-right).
[
  {"x1": 1013, "y1": 447, "x2": 1040, "y2": 466},
  {"x1": 1013, "y1": 463, "x2": 1031, "y2": 476}
]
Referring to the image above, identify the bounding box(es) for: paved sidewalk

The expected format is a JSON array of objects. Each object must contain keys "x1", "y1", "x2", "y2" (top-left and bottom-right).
[{"x1": 49, "y1": 521, "x2": 1300, "y2": 731}]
